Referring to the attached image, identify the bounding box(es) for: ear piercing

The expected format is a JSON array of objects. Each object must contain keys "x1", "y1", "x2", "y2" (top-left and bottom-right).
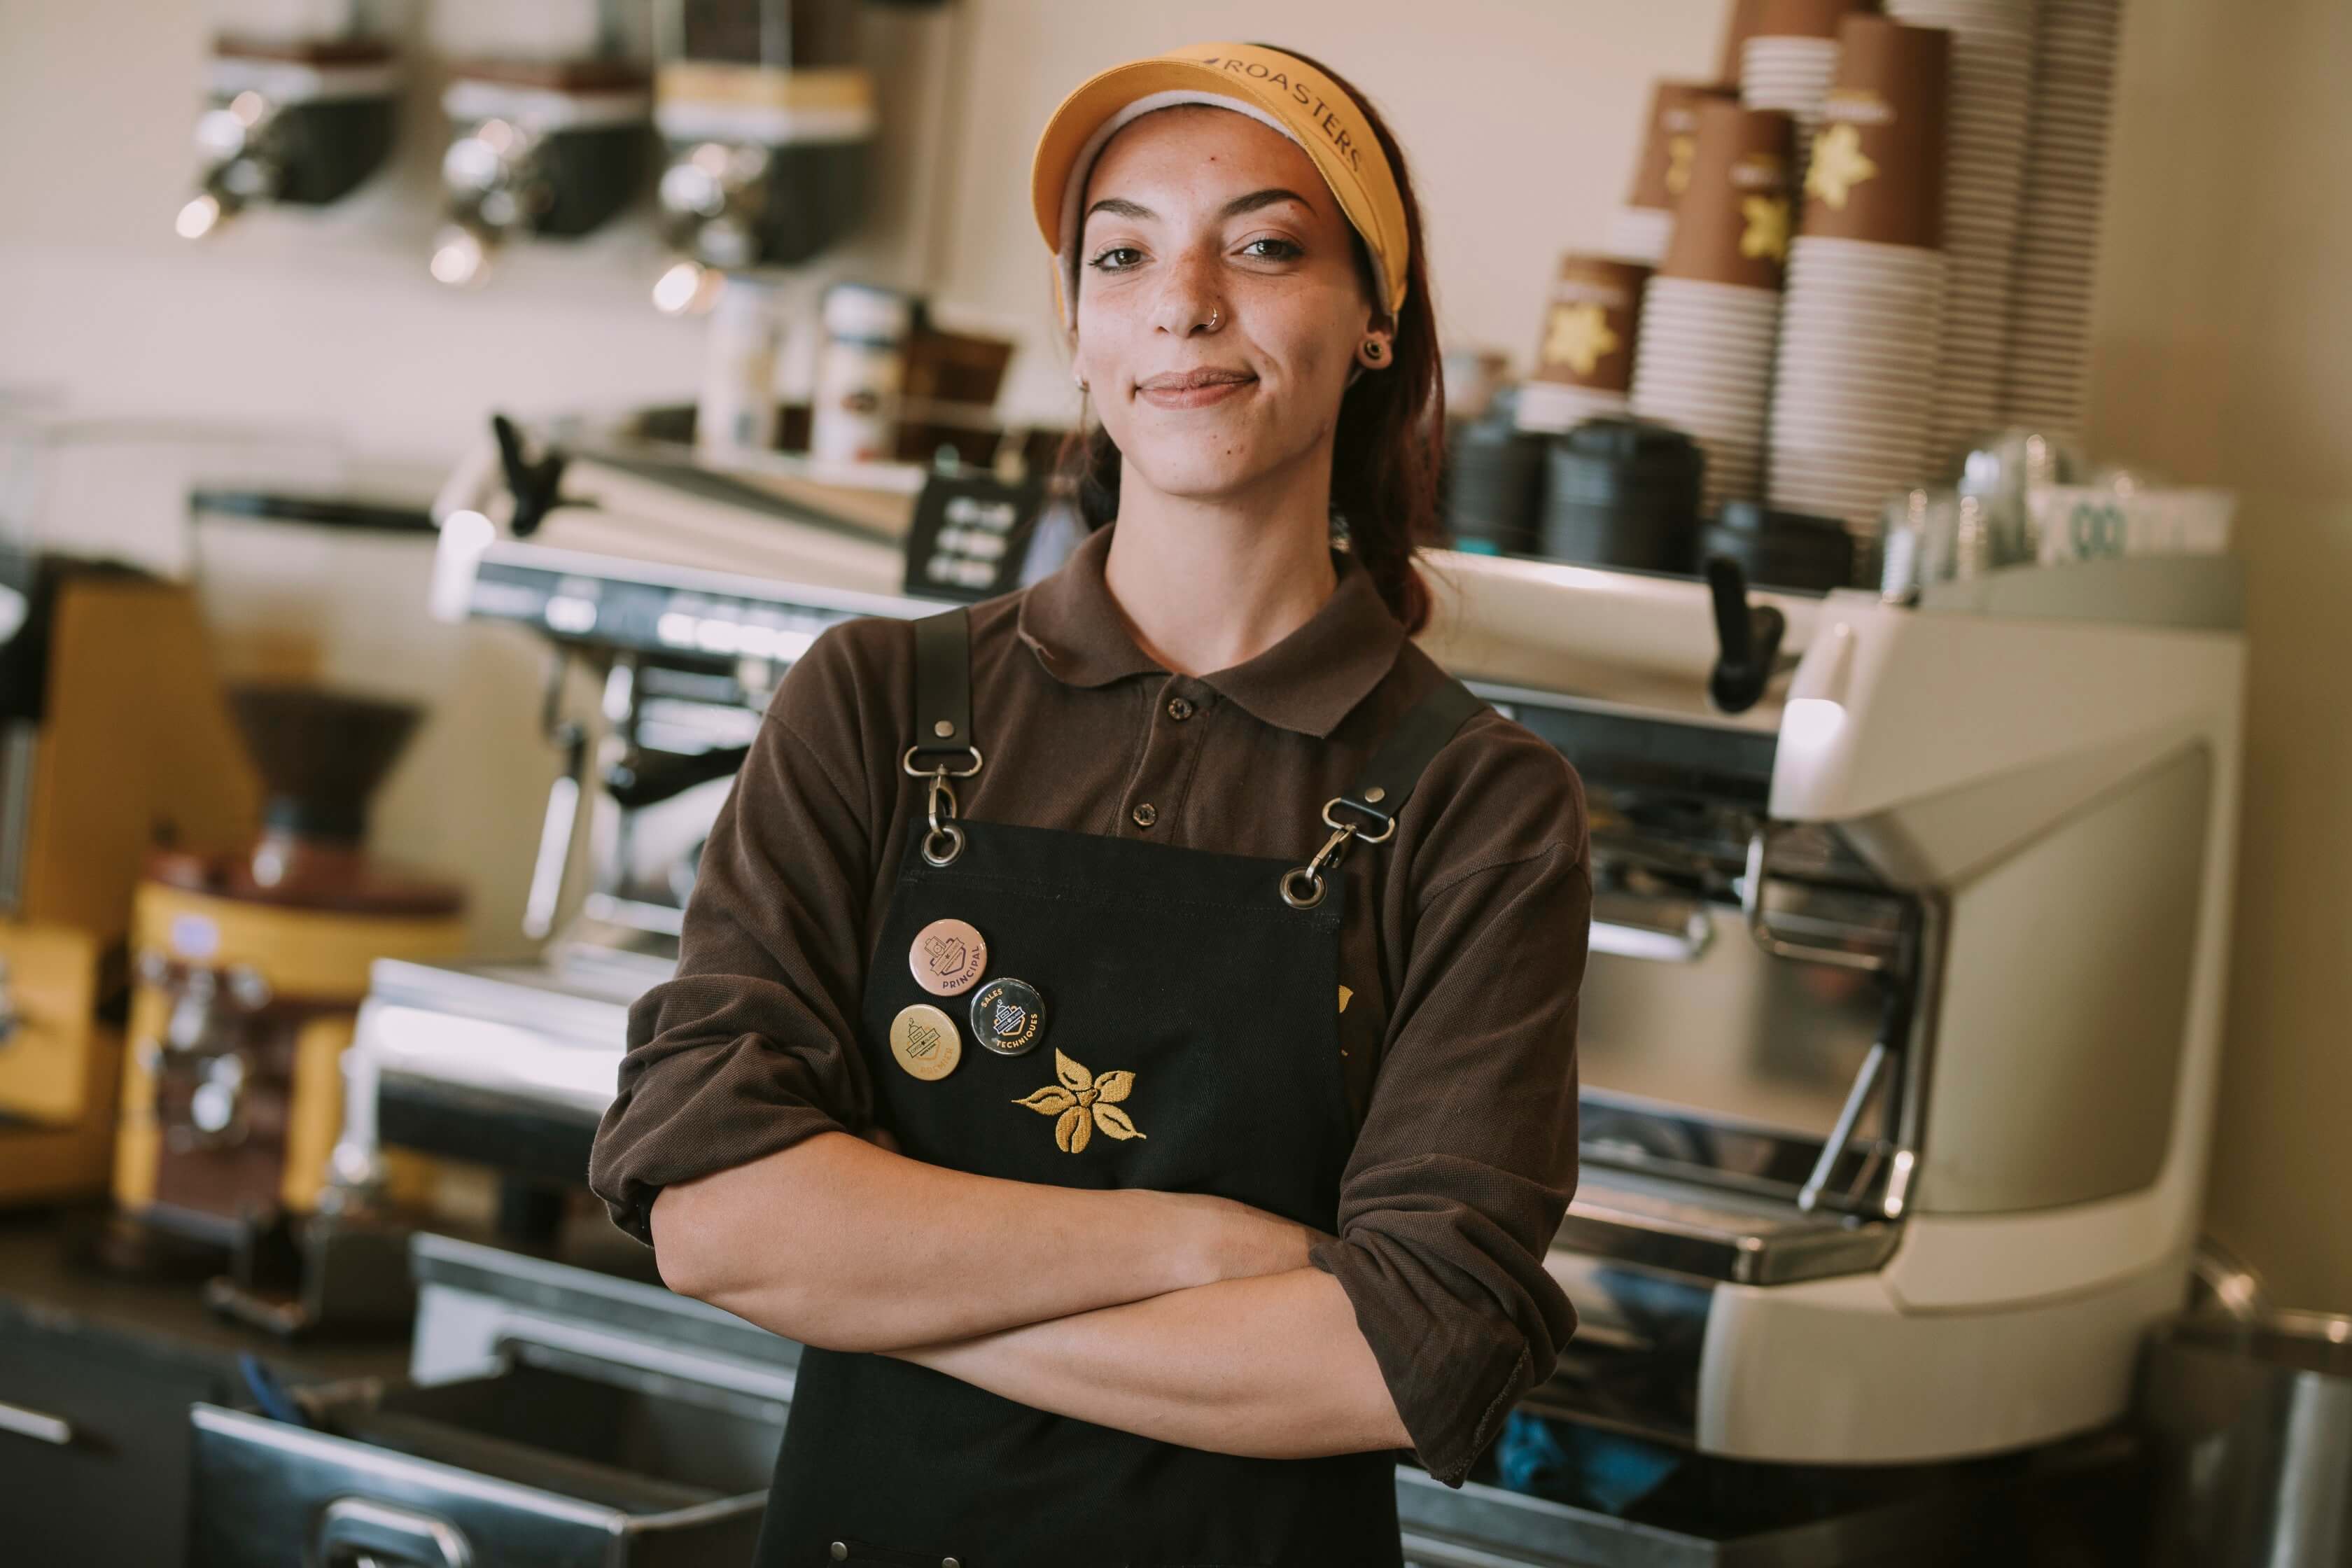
[{"x1": 1364, "y1": 340, "x2": 1386, "y2": 362}]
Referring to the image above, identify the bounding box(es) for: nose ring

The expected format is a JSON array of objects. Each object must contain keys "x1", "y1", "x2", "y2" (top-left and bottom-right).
[{"x1": 1204, "y1": 306, "x2": 1222, "y2": 330}]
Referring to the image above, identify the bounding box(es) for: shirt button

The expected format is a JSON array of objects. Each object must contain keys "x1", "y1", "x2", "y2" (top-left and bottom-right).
[
  {"x1": 1132, "y1": 802, "x2": 1158, "y2": 828},
  {"x1": 1166, "y1": 696, "x2": 1195, "y2": 721}
]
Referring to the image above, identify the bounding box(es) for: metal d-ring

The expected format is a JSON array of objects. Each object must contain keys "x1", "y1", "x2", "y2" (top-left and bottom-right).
[{"x1": 1322, "y1": 797, "x2": 1397, "y2": 844}]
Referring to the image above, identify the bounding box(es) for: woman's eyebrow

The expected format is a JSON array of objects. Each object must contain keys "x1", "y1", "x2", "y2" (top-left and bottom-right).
[{"x1": 1083, "y1": 187, "x2": 1318, "y2": 225}]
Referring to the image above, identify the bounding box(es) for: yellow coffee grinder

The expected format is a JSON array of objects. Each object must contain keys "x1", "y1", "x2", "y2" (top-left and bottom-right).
[
  {"x1": 105, "y1": 685, "x2": 466, "y2": 1333},
  {"x1": 0, "y1": 554, "x2": 258, "y2": 1208}
]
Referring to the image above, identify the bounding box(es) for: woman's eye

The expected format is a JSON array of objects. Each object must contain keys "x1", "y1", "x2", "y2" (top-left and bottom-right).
[
  {"x1": 1087, "y1": 246, "x2": 1143, "y2": 272},
  {"x1": 1240, "y1": 237, "x2": 1302, "y2": 260}
]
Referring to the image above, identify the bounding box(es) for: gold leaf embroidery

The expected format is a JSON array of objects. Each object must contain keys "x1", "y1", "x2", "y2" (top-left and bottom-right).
[
  {"x1": 1015, "y1": 1051, "x2": 1147, "y2": 1152},
  {"x1": 1338, "y1": 983, "x2": 1354, "y2": 1014},
  {"x1": 1093, "y1": 1105, "x2": 1143, "y2": 1141}
]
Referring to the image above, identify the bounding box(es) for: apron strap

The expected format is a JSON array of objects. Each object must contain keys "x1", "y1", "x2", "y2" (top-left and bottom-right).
[
  {"x1": 908, "y1": 606, "x2": 976, "y2": 766},
  {"x1": 1332, "y1": 678, "x2": 1487, "y2": 836}
]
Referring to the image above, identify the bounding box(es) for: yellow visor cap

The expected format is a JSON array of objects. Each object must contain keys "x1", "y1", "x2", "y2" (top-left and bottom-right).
[{"x1": 1030, "y1": 42, "x2": 1410, "y2": 332}]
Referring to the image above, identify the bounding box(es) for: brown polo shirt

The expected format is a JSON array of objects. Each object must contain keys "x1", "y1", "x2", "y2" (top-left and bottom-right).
[{"x1": 587, "y1": 522, "x2": 1591, "y2": 1488}]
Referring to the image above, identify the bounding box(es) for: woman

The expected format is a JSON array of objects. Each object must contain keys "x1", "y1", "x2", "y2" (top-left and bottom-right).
[{"x1": 589, "y1": 40, "x2": 1591, "y2": 1568}]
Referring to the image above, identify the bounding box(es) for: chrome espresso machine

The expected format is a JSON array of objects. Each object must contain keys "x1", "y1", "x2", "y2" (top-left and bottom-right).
[{"x1": 280, "y1": 420, "x2": 2241, "y2": 1564}]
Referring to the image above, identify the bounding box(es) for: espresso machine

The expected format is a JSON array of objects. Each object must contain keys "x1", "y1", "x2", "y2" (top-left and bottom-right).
[
  {"x1": 1417, "y1": 550, "x2": 2245, "y2": 1469},
  {"x1": 323, "y1": 424, "x2": 948, "y2": 1242},
  {"x1": 0, "y1": 554, "x2": 257, "y2": 1208}
]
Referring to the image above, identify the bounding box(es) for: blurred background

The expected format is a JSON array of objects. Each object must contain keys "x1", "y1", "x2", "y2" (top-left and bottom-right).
[{"x1": 0, "y1": 1, "x2": 2347, "y2": 1562}]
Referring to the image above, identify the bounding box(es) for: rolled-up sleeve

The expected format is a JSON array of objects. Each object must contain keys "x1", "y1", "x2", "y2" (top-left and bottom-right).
[
  {"x1": 1308, "y1": 724, "x2": 1590, "y2": 1487},
  {"x1": 587, "y1": 624, "x2": 885, "y2": 1246}
]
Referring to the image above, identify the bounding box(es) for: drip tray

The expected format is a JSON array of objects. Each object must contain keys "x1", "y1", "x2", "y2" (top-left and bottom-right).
[{"x1": 190, "y1": 1352, "x2": 787, "y2": 1567}]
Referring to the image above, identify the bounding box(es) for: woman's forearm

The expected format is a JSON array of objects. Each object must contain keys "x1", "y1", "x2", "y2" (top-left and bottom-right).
[
  {"x1": 650, "y1": 1130, "x2": 1317, "y2": 1351},
  {"x1": 886, "y1": 1267, "x2": 1413, "y2": 1460}
]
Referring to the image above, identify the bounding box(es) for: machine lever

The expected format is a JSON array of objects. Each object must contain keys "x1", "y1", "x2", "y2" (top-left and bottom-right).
[
  {"x1": 1704, "y1": 554, "x2": 1787, "y2": 714},
  {"x1": 1798, "y1": 990, "x2": 1910, "y2": 1213},
  {"x1": 491, "y1": 412, "x2": 566, "y2": 538}
]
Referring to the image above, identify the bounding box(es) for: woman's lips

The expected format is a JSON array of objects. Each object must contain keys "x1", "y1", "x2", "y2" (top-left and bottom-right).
[{"x1": 1135, "y1": 374, "x2": 1255, "y2": 410}]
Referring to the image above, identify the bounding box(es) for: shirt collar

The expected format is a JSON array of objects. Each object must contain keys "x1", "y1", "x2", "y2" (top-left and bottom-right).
[{"x1": 1015, "y1": 522, "x2": 1406, "y2": 738}]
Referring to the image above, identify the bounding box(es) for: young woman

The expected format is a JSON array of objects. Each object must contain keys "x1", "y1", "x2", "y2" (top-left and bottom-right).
[{"x1": 589, "y1": 40, "x2": 1591, "y2": 1568}]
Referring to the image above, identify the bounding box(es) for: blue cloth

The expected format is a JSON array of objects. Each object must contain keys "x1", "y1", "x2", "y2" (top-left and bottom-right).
[{"x1": 1494, "y1": 1411, "x2": 1684, "y2": 1516}]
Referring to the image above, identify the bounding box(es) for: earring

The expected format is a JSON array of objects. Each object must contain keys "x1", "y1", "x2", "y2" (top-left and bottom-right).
[
  {"x1": 1363, "y1": 340, "x2": 1385, "y2": 363},
  {"x1": 1072, "y1": 367, "x2": 1088, "y2": 393}
]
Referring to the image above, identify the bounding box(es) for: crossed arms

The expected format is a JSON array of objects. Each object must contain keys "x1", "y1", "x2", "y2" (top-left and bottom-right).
[{"x1": 649, "y1": 1126, "x2": 1413, "y2": 1460}]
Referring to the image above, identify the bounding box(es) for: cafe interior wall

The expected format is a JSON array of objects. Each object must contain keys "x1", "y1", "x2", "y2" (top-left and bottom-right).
[{"x1": 0, "y1": 0, "x2": 2345, "y2": 1309}]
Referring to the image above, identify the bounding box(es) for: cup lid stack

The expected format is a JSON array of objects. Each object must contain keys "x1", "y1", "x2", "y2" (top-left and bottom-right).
[
  {"x1": 2001, "y1": 0, "x2": 2122, "y2": 441},
  {"x1": 1630, "y1": 102, "x2": 1793, "y2": 517},
  {"x1": 1518, "y1": 253, "x2": 1649, "y2": 435},
  {"x1": 1887, "y1": 0, "x2": 2039, "y2": 463},
  {"x1": 1611, "y1": 80, "x2": 1732, "y2": 265},
  {"x1": 1766, "y1": 16, "x2": 1952, "y2": 556}
]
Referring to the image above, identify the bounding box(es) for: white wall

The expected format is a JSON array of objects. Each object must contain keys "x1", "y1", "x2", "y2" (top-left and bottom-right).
[{"x1": 5, "y1": 1, "x2": 2350, "y2": 1308}]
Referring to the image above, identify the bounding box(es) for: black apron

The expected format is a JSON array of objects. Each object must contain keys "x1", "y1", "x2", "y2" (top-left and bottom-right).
[{"x1": 755, "y1": 608, "x2": 1484, "y2": 1568}]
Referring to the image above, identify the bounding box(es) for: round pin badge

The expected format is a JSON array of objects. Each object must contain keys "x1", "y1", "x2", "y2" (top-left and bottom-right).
[
  {"x1": 969, "y1": 977, "x2": 1044, "y2": 1057},
  {"x1": 909, "y1": 918, "x2": 987, "y2": 997},
  {"x1": 889, "y1": 1002, "x2": 962, "y2": 1081}
]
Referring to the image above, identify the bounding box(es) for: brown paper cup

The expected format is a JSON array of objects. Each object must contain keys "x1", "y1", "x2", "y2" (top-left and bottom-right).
[
  {"x1": 1716, "y1": 0, "x2": 1770, "y2": 86},
  {"x1": 1531, "y1": 254, "x2": 1649, "y2": 391},
  {"x1": 1627, "y1": 80, "x2": 1736, "y2": 211},
  {"x1": 1799, "y1": 16, "x2": 1947, "y2": 248},
  {"x1": 1755, "y1": 0, "x2": 1876, "y2": 41},
  {"x1": 1661, "y1": 102, "x2": 1795, "y2": 289}
]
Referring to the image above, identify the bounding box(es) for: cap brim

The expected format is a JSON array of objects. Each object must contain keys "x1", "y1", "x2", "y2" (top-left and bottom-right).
[{"x1": 1029, "y1": 52, "x2": 1406, "y2": 330}]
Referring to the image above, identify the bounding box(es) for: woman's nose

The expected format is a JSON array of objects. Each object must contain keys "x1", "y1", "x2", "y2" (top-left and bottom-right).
[{"x1": 1146, "y1": 248, "x2": 1227, "y2": 337}]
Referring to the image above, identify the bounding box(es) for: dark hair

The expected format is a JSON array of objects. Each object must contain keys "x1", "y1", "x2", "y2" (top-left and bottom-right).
[{"x1": 1051, "y1": 45, "x2": 1444, "y2": 636}]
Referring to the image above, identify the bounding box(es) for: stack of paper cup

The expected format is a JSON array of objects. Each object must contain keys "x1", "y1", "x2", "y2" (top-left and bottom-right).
[
  {"x1": 1607, "y1": 81, "x2": 1731, "y2": 265},
  {"x1": 1739, "y1": 0, "x2": 1873, "y2": 190},
  {"x1": 1716, "y1": 0, "x2": 1770, "y2": 90},
  {"x1": 1887, "y1": 0, "x2": 2038, "y2": 461},
  {"x1": 2002, "y1": 0, "x2": 2121, "y2": 440},
  {"x1": 1767, "y1": 16, "x2": 1952, "y2": 561},
  {"x1": 1518, "y1": 254, "x2": 1650, "y2": 435},
  {"x1": 1630, "y1": 102, "x2": 1793, "y2": 515}
]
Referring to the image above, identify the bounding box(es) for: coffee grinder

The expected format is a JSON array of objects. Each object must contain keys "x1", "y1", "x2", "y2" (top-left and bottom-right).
[
  {"x1": 106, "y1": 686, "x2": 466, "y2": 1334},
  {"x1": 176, "y1": 22, "x2": 403, "y2": 241},
  {"x1": 649, "y1": 0, "x2": 877, "y2": 298},
  {"x1": 0, "y1": 554, "x2": 258, "y2": 1207}
]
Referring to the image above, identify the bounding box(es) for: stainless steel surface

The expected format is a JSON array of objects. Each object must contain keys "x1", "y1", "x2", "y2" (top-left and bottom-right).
[
  {"x1": 1525, "y1": 1246, "x2": 1713, "y2": 1445},
  {"x1": 1555, "y1": 1169, "x2": 1901, "y2": 1287},
  {"x1": 0, "y1": 1395, "x2": 73, "y2": 1446},
  {"x1": 409, "y1": 1232, "x2": 802, "y2": 1387},
  {"x1": 1742, "y1": 828, "x2": 1904, "y2": 974},
  {"x1": 2143, "y1": 1310, "x2": 2352, "y2": 1567},
  {"x1": 1394, "y1": 1432, "x2": 2143, "y2": 1567},
  {"x1": 1914, "y1": 746, "x2": 2208, "y2": 1214},
  {"x1": 2190, "y1": 1237, "x2": 2273, "y2": 1323},
  {"x1": 189, "y1": 1349, "x2": 780, "y2": 1568}
]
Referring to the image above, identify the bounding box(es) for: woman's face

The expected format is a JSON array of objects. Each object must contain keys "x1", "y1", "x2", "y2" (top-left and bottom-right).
[{"x1": 1070, "y1": 104, "x2": 1389, "y2": 505}]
